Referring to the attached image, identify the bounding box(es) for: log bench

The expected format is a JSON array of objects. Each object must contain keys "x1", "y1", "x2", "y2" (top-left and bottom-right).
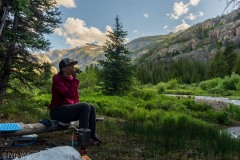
[{"x1": 0, "y1": 118, "x2": 104, "y2": 138}]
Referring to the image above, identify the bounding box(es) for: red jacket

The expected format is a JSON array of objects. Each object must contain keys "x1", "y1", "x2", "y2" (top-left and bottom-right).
[{"x1": 49, "y1": 72, "x2": 80, "y2": 111}]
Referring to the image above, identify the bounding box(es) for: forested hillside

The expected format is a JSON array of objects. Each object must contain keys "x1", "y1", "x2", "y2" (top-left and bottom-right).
[{"x1": 135, "y1": 9, "x2": 240, "y2": 84}]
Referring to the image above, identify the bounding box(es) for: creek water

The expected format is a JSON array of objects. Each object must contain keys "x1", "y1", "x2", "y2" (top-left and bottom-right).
[{"x1": 166, "y1": 94, "x2": 240, "y2": 106}]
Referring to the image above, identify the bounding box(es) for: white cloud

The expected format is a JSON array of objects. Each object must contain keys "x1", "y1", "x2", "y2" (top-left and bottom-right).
[
  {"x1": 174, "y1": 20, "x2": 190, "y2": 32},
  {"x1": 164, "y1": 25, "x2": 168, "y2": 29},
  {"x1": 124, "y1": 38, "x2": 130, "y2": 44},
  {"x1": 198, "y1": 11, "x2": 204, "y2": 16},
  {"x1": 186, "y1": 11, "x2": 204, "y2": 20},
  {"x1": 133, "y1": 30, "x2": 138, "y2": 33},
  {"x1": 106, "y1": 25, "x2": 113, "y2": 32},
  {"x1": 168, "y1": 0, "x2": 201, "y2": 19},
  {"x1": 54, "y1": 28, "x2": 65, "y2": 36},
  {"x1": 171, "y1": 1, "x2": 189, "y2": 19},
  {"x1": 170, "y1": 14, "x2": 179, "y2": 19},
  {"x1": 144, "y1": 13, "x2": 149, "y2": 18},
  {"x1": 186, "y1": 13, "x2": 197, "y2": 20},
  {"x1": 56, "y1": 0, "x2": 76, "y2": 8},
  {"x1": 54, "y1": 17, "x2": 112, "y2": 48},
  {"x1": 189, "y1": 0, "x2": 200, "y2": 6}
]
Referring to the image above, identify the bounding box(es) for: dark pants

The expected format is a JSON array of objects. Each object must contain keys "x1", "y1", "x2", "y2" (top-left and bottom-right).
[{"x1": 50, "y1": 102, "x2": 96, "y2": 138}]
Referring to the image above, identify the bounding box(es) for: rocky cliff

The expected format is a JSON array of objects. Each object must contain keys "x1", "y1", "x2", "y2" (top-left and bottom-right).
[{"x1": 140, "y1": 9, "x2": 240, "y2": 63}]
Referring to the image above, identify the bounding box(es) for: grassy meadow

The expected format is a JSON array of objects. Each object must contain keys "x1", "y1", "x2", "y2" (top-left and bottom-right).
[{"x1": 1, "y1": 71, "x2": 240, "y2": 159}]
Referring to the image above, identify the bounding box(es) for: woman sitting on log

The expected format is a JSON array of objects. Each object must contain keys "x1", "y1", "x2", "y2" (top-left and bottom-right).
[{"x1": 49, "y1": 58, "x2": 101, "y2": 144}]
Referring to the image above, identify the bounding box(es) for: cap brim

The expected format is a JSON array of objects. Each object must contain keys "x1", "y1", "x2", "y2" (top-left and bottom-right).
[{"x1": 69, "y1": 61, "x2": 78, "y2": 65}]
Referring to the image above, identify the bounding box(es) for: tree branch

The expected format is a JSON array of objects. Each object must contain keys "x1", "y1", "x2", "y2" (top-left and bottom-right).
[
  {"x1": 224, "y1": 0, "x2": 240, "y2": 14},
  {"x1": 12, "y1": 56, "x2": 42, "y2": 69},
  {"x1": 0, "y1": 7, "x2": 8, "y2": 36}
]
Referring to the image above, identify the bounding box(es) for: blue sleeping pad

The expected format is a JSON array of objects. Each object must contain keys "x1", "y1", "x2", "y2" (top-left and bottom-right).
[{"x1": 0, "y1": 123, "x2": 22, "y2": 131}]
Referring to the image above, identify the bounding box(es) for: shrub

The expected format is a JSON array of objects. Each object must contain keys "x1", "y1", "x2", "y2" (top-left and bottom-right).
[
  {"x1": 182, "y1": 99, "x2": 211, "y2": 112},
  {"x1": 167, "y1": 79, "x2": 179, "y2": 89},
  {"x1": 236, "y1": 82, "x2": 240, "y2": 91},
  {"x1": 224, "y1": 104, "x2": 240, "y2": 121},
  {"x1": 144, "y1": 102, "x2": 157, "y2": 110},
  {"x1": 200, "y1": 78, "x2": 221, "y2": 91},
  {"x1": 208, "y1": 86, "x2": 224, "y2": 94},
  {"x1": 220, "y1": 74, "x2": 240, "y2": 91},
  {"x1": 131, "y1": 88, "x2": 157, "y2": 100},
  {"x1": 201, "y1": 74, "x2": 240, "y2": 94},
  {"x1": 211, "y1": 111, "x2": 230, "y2": 125},
  {"x1": 78, "y1": 68, "x2": 99, "y2": 89},
  {"x1": 156, "y1": 82, "x2": 167, "y2": 94},
  {"x1": 166, "y1": 89, "x2": 195, "y2": 95},
  {"x1": 156, "y1": 99, "x2": 176, "y2": 111}
]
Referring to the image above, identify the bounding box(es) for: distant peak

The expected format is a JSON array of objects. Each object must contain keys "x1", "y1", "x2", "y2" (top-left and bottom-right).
[{"x1": 84, "y1": 43, "x2": 100, "y2": 47}]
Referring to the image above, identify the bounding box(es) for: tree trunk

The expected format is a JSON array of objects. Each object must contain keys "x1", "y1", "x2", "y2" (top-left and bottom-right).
[
  {"x1": 0, "y1": 53, "x2": 11, "y2": 98},
  {"x1": 0, "y1": 121, "x2": 79, "y2": 138},
  {"x1": 0, "y1": 7, "x2": 7, "y2": 36},
  {"x1": 0, "y1": 0, "x2": 7, "y2": 36},
  {"x1": 0, "y1": 118, "x2": 104, "y2": 138},
  {"x1": 0, "y1": 9, "x2": 18, "y2": 98}
]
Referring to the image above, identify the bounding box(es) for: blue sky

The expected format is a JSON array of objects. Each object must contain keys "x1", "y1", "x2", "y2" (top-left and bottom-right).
[{"x1": 48, "y1": 0, "x2": 234, "y2": 50}]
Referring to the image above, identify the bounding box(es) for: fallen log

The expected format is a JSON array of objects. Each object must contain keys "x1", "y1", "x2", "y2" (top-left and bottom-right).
[{"x1": 0, "y1": 118, "x2": 104, "y2": 138}]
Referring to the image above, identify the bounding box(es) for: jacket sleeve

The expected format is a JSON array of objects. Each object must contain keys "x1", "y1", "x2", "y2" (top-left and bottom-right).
[
  {"x1": 52, "y1": 76, "x2": 78, "y2": 99},
  {"x1": 74, "y1": 78, "x2": 80, "y2": 103}
]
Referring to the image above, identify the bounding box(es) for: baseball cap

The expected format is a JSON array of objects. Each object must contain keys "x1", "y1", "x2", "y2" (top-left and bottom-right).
[{"x1": 59, "y1": 58, "x2": 78, "y2": 70}]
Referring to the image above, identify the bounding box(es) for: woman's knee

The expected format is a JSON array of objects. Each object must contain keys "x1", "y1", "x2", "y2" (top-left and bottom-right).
[
  {"x1": 80, "y1": 103, "x2": 91, "y2": 111},
  {"x1": 89, "y1": 104, "x2": 96, "y2": 112}
]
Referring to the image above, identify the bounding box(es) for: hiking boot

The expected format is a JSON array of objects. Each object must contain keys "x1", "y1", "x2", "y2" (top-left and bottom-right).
[{"x1": 90, "y1": 136, "x2": 102, "y2": 145}]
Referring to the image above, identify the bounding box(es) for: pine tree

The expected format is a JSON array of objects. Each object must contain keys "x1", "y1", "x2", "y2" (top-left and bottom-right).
[
  {"x1": 0, "y1": 0, "x2": 61, "y2": 97},
  {"x1": 99, "y1": 16, "x2": 133, "y2": 95},
  {"x1": 234, "y1": 56, "x2": 240, "y2": 75},
  {"x1": 222, "y1": 45, "x2": 237, "y2": 75},
  {"x1": 42, "y1": 62, "x2": 52, "y2": 80},
  {"x1": 209, "y1": 49, "x2": 228, "y2": 78}
]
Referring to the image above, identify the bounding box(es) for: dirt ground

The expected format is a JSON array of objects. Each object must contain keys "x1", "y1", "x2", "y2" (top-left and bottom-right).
[{"x1": 0, "y1": 119, "x2": 157, "y2": 160}]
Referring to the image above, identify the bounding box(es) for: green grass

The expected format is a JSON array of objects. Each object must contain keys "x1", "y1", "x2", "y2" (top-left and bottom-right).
[
  {"x1": 80, "y1": 91, "x2": 240, "y2": 126},
  {"x1": 0, "y1": 93, "x2": 50, "y2": 122},
  {"x1": 124, "y1": 115, "x2": 240, "y2": 157},
  {"x1": 2, "y1": 76, "x2": 240, "y2": 158},
  {"x1": 2, "y1": 88, "x2": 240, "y2": 126},
  {"x1": 87, "y1": 117, "x2": 240, "y2": 159},
  {"x1": 153, "y1": 74, "x2": 240, "y2": 98}
]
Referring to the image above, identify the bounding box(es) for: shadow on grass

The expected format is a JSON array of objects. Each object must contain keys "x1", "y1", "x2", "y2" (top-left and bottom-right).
[{"x1": 123, "y1": 115, "x2": 240, "y2": 159}]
